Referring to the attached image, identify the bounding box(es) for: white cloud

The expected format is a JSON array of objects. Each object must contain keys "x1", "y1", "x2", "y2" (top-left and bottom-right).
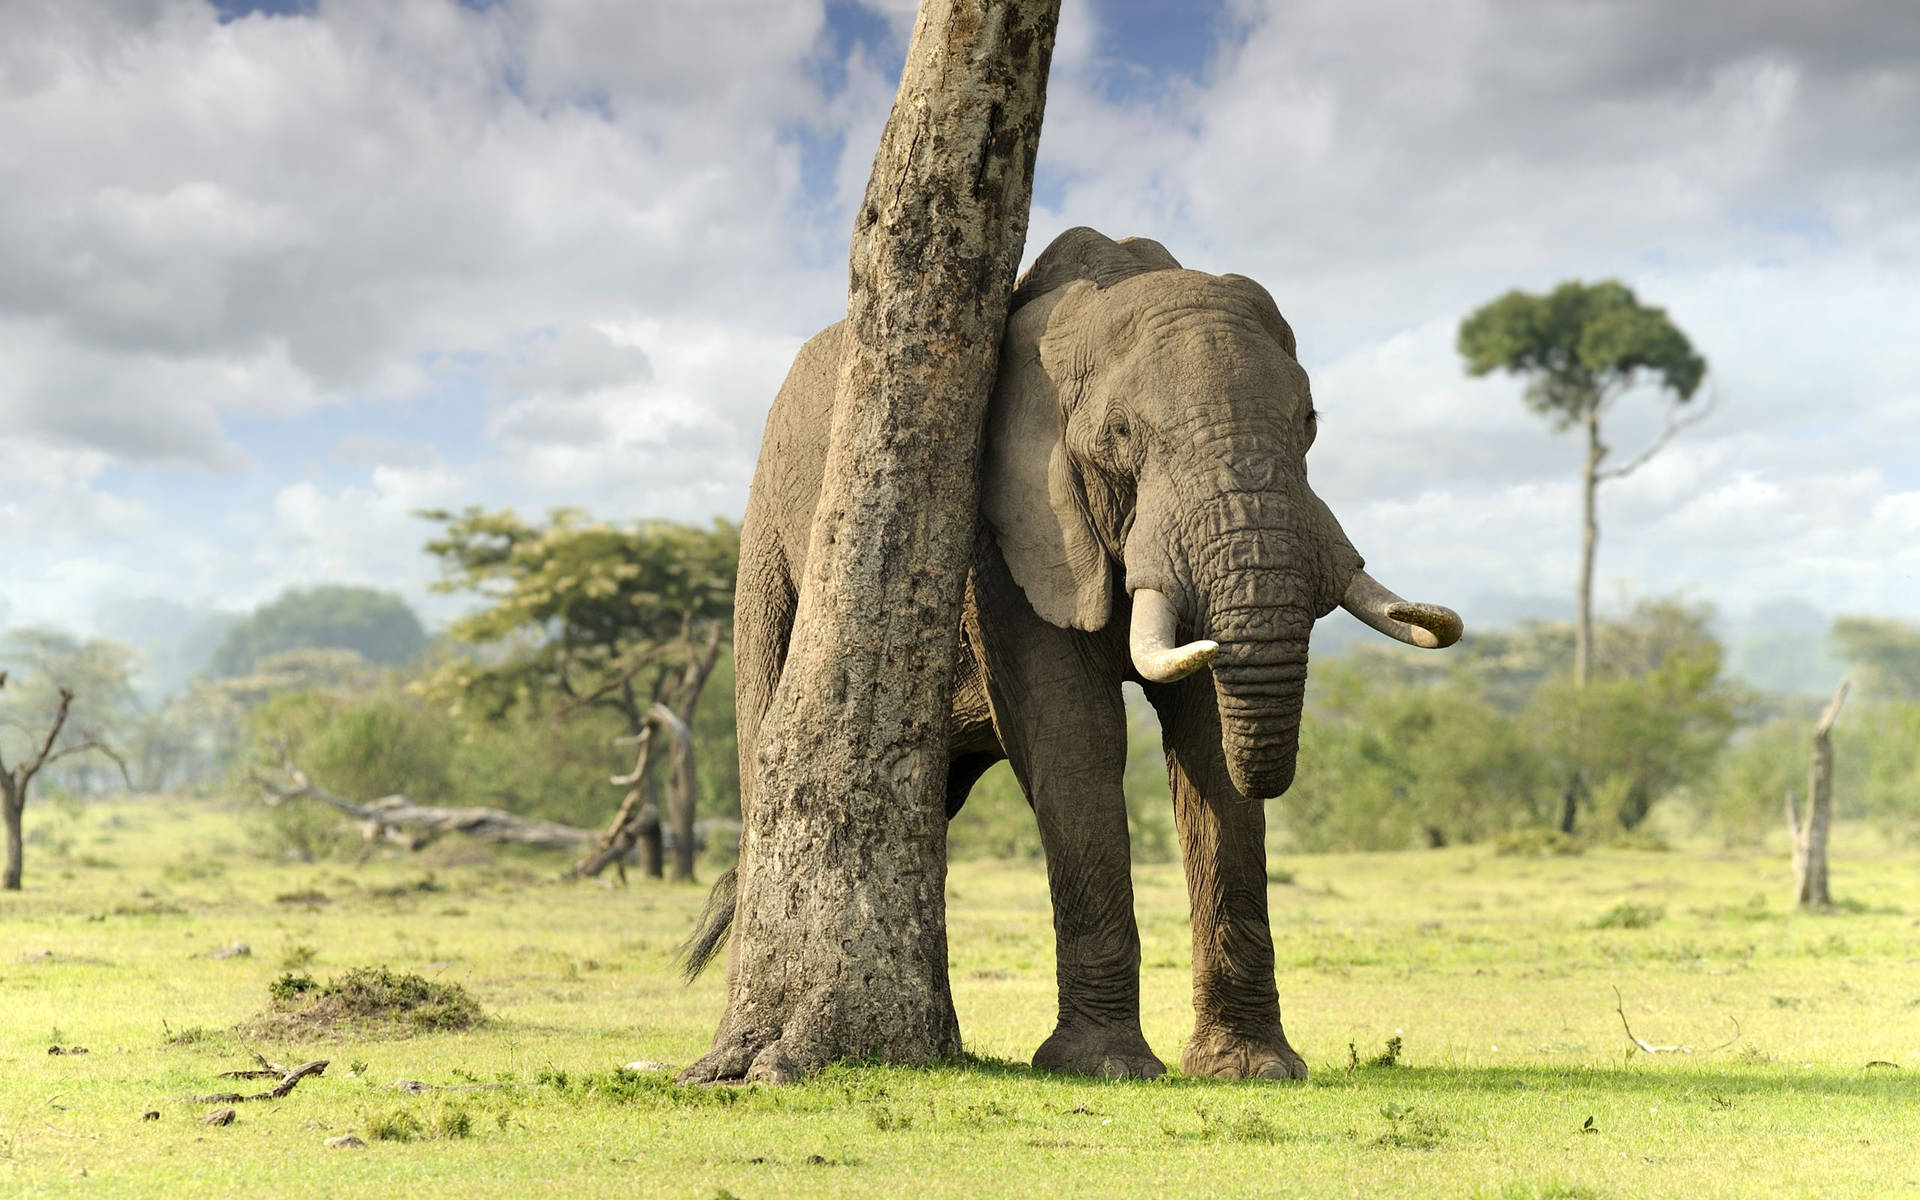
[
  {"x1": 262, "y1": 461, "x2": 467, "y2": 612},
  {"x1": 4, "y1": 0, "x2": 1919, "y2": 654}
]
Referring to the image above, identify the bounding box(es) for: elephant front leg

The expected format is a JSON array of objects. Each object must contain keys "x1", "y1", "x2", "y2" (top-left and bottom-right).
[
  {"x1": 970, "y1": 556, "x2": 1163, "y2": 1080},
  {"x1": 1147, "y1": 676, "x2": 1308, "y2": 1080},
  {"x1": 1027, "y1": 787, "x2": 1163, "y2": 1080}
]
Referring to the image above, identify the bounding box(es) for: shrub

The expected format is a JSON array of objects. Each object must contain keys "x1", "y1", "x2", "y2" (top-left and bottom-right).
[{"x1": 249, "y1": 966, "x2": 484, "y2": 1037}]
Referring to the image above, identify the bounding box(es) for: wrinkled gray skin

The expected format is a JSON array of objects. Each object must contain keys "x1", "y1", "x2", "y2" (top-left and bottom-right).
[{"x1": 727, "y1": 228, "x2": 1441, "y2": 1080}]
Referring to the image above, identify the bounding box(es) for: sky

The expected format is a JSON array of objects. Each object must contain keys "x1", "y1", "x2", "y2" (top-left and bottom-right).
[{"x1": 4, "y1": 0, "x2": 1919, "y2": 673}]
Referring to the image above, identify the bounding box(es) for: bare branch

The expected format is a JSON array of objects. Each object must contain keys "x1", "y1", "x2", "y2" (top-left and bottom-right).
[
  {"x1": 1596, "y1": 384, "x2": 1720, "y2": 482},
  {"x1": 44, "y1": 735, "x2": 131, "y2": 787},
  {"x1": 1708, "y1": 1017, "x2": 1742, "y2": 1053},
  {"x1": 1814, "y1": 677, "x2": 1850, "y2": 739},
  {"x1": 26, "y1": 689, "x2": 77, "y2": 776},
  {"x1": 1614, "y1": 987, "x2": 1689, "y2": 1053},
  {"x1": 553, "y1": 642, "x2": 674, "y2": 722}
]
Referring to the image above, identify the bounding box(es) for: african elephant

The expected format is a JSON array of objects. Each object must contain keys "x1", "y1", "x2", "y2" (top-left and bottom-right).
[{"x1": 690, "y1": 226, "x2": 1461, "y2": 1080}]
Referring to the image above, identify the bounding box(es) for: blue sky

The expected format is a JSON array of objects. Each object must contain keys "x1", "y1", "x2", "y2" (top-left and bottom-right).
[{"x1": 4, "y1": 0, "x2": 1919, "y2": 681}]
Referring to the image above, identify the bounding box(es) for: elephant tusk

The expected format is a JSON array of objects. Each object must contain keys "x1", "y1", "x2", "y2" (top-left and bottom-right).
[
  {"x1": 1340, "y1": 569, "x2": 1463, "y2": 649},
  {"x1": 1129, "y1": 589, "x2": 1220, "y2": 683}
]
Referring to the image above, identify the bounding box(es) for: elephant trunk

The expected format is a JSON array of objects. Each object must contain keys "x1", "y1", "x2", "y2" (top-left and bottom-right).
[
  {"x1": 1209, "y1": 629, "x2": 1311, "y2": 800},
  {"x1": 1127, "y1": 490, "x2": 1326, "y2": 800}
]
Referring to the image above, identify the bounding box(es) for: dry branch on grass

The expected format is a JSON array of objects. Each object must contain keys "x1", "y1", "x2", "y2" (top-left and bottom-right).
[
  {"x1": 1612, "y1": 987, "x2": 1740, "y2": 1055},
  {"x1": 192, "y1": 1059, "x2": 328, "y2": 1103},
  {"x1": 216, "y1": 1051, "x2": 286, "y2": 1080}
]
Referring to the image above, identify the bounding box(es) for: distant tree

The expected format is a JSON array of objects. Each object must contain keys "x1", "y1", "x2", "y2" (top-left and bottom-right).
[
  {"x1": 1321, "y1": 599, "x2": 1738, "y2": 839},
  {"x1": 1532, "y1": 599, "x2": 1737, "y2": 831},
  {"x1": 1459, "y1": 281, "x2": 1708, "y2": 687},
  {"x1": 0, "y1": 672, "x2": 128, "y2": 890},
  {"x1": 0, "y1": 629, "x2": 142, "y2": 795},
  {"x1": 1288, "y1": 660, "x2": 1558, "y2": 851},
  {"x1": 208, "y1": 586, "x2": 427, "y2": 678},
  {"x1": 420, "y1": 508, "x2": 737, "y2": 881},
  {"x1": 1830, "y1": 616, "x2": 1920, "y2": 700}
]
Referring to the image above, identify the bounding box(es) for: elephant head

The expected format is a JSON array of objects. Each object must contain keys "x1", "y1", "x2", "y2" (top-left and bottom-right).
[{"x1": 982, "y1": 228, "x2": 1461, "y2": 799}]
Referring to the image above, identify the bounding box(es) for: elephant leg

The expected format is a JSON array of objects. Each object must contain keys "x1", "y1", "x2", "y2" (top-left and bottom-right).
[
  {"x1": 709, "y1": 524, "x2": 797, "y2": 995},
  {"x1": 944, "y1": 751, "x2": 1000, "y2": 820},
  {"x1": 968, "y1": 548, "x2": 1162, "y2": 1080},
  {"x1": 732, "y1": 530, "x2": 796, "y2": 830},
  {"x1": 1146, "y1": 674, "x2": 1307, "y2": 1080}
]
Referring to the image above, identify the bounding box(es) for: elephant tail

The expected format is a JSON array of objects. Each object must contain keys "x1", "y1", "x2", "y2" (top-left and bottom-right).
[{"x1": 677, "y1": 866, "x2": 736, "y2": 982}]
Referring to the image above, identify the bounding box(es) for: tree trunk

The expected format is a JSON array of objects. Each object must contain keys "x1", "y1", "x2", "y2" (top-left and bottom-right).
[
  {"x1": 657, "y1": 705, "x2": 698, "y2": 883},
  {"x1": 1575, "y1": 408, "x2": 1603, "y2": 689},
  {"x1": 3, "y1": 782, "x2": 22, "y2": 892},
  {"x1": 1557, "y1": 772, "x2": 1582, "y2": 835},
  {"x1": 1789, "y1": 678, "x2": 1848, "y2": 908},
  {"x1": 576, "y1": 627, "x2": 722, "y2": 882},
  {"x1": 680, "y1": 0, "x2": 1059, "y2": 1084},
  {"x1": 639, "y1": 774, "x2": 665, "y2": 880}
]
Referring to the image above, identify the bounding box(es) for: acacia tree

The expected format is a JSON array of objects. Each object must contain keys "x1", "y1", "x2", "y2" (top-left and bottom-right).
[
  {"x1": 1458, "y1": 281, "x2": 1708, "y2": 687},
  {"x1": 421, "y1": 509, "x2": 736, "y2": 881},
  {"x1": 680, "y1": 0, "x2": 1060, "y2": 1084},
  {"x1": 0, "y1": 673, "x2": 127, "y2": 890}
]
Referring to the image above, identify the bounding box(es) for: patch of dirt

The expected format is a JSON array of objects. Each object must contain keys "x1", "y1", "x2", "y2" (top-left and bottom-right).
[{"x1": 238, "y1": 966, "x2": 486, "y2": 1039}]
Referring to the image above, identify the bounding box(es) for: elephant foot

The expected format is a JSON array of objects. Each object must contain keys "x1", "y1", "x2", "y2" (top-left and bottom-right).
[
  {"x1": 1033, "y1": 1024, "x2": 1167, "y2": 1080},
  {"x1": 1181, "y1": 1026, "x2": 1308, "y2": 1080}
]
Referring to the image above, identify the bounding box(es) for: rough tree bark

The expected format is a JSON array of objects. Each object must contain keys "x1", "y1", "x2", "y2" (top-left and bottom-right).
[
  {"x1": 1787, "y1": 678, "x2": 1849, "y2": 909},
  {"x1": 680, "y1": 0, "x2": 1060, "y2": 1084}
]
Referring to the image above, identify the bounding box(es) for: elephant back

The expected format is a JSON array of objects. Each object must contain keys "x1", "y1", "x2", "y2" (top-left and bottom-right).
[{"x1": 1010, "y1": 227, "x2": 1181, "y2": 313}]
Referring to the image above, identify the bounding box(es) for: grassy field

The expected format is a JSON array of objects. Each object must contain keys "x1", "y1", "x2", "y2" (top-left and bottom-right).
[{"x1": 2, "y1": 796, "x2": 1916, "y2": 1199}]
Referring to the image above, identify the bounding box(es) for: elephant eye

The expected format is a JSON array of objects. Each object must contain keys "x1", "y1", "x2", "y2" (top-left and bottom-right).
[
  {"x1": 1111, "y1": 416, "x2": 1131, "y2": 439},
  {"x1": 1307, "y1": 406, "x2": 1320, "y2": 424}
]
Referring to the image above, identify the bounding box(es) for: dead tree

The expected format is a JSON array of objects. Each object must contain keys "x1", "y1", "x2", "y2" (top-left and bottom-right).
[
  {"x1": 0, "y1": 674, "x2": 128, "y2": 890},
  {"x1": 1786, "y1": 678, "x2": 1849, "y2": 908},
  {"x1": 681, "y1": 0, "x2": 1060, "y2": 1084},
  {"x1": 573, "y1": 622, "x2": 722, "y2": 883}
]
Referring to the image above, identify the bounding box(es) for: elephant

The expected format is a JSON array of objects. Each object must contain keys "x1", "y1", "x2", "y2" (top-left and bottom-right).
[{"x1": 687, "y1": 226, "x2": 1461, "y2": 1080}]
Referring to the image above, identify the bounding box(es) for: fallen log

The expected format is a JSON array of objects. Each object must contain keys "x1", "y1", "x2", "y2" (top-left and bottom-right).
[
  {"x1": 193, "y1": 1059, "x2": 328, "y2": 1103},
  {"x1": 252, "y1": 764, "x2": 595, "y2": 855}
]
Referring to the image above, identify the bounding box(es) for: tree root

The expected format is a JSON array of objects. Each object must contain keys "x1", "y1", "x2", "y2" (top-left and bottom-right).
[{"x1": 677, "y1": 1034, "x2": 812, "y2": 1086}]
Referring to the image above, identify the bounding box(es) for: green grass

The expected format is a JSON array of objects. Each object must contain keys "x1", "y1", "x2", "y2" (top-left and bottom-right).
[{"x1": 3, "y1": 797, "x2": 1917, "y2": 1198}]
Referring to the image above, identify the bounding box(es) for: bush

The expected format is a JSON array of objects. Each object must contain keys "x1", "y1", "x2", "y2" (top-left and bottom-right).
[
  {"x1": 1590, "y1": 902, "x2": 1664, "y2": 930},
  {"x1": 1279, "y1": 662, "x2": 1557, "y2": 851},
  {"x1": 248, "y1": 966, "x2": 485, "y2": 1037},
  {"x1": 1700, "y1": 698, "x2": 1920, "y2": 847},
  {"x1": 240, "y1": 678, "x2": 731, "y2": 847}
]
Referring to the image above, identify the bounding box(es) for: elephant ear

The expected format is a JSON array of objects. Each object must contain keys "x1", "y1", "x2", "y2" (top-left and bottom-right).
[{"x1": 981, "y1": 283, "x2": 1113, "y2": 631}]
